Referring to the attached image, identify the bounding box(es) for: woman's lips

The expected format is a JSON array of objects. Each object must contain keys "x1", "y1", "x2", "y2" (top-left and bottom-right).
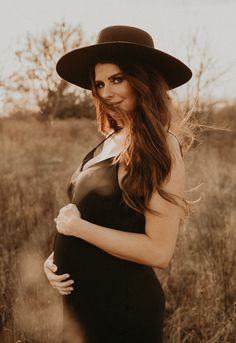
[{"x1": 111, "y1": 101, "x2": 123, "y2": 105}]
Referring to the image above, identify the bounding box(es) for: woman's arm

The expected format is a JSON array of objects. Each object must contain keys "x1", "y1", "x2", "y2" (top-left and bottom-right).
[{"x1": 55, "y1": 136, "x2": 185, "y2": 269}]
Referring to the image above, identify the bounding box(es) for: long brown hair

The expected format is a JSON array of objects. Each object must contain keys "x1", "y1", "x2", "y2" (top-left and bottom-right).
[{"x1": 90, "y1": 60, "x2": 189, "y2": 216}]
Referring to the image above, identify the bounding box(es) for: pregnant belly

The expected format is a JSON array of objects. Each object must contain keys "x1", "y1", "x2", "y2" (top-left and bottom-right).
[
  {"x1": 54, "y1": 234, "x2": 164, "y2": 328},
  {"x1": 53, "y1": 233, "x2": 126, "y2": 278},
  {"x1": 54, "y1": 233, "x2": 101, "y2": 274},
  {"x1": 53, "y1": 232, "x2": 130, "y2": 312},
  {"x1": 54, "y1": 233, "x2": 162, "y2": 296}
]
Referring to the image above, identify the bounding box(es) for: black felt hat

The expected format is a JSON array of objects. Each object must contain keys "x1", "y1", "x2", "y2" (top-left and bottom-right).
[{"x1": 56, "y1": 25, "x2": 192, "y2": 90}]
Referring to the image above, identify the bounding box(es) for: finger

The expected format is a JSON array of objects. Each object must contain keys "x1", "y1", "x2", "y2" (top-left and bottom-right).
[
  {"x1": 44, "y1": 252, "x2": 54, "y2": 266},
  {"x1": 59, "y1": 290, "x2": 72, "y2": 295},
  {"x1": 44, "y1": 258, "x2": 58, "y2": 273},
  {"x1": 59, "y1": 203, "x2": 76, "y2": 214},
  {"x1": 49, "y1": 273, "x2": 71, "y2": 282},
  {"x1": 51, "y1": 279, "x2": 74, "y2": 289},
  {"x1": 46, "y1": 263, "x2": 57, "y2": 273},
  {"x1": 45, "y1": 259, "x2": 58, "y2": 272},
  {"x1": 59, "y1": 279, "x2": 75, "y2": 287},
  {"x1": 64, "y1": 203, "x2": 75, "y2": 209},
  {"x1": 52, "y1": 284, "x2": 74, "y2": 293},
  {"x1": 49, "y1": 262, "x2": 57, "y2": 273},
  {"x1": 54, "y1": 217, "x2": 62, "y2": 224},
  {"x1": 48, "y1": 251, "x2": 54, "y2": 259},
  {"x1": 59, "y1": 206, "x2": 69, "y2": 214},
  {"x1": 54, "y1": 220, "x2": 64, "y2": 232},
  {"x1": 59, "y1": 203, "x2": 72, "y2": 213}
]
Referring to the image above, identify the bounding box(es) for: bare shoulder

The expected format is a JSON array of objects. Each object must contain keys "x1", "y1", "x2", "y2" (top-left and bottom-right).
[
  {"x1": 166, "y1": 131, "x2": 183, "y2": 162},
  {"x1": 145, "y1": 132, "x2": 186, "y2": 221},
  {"x1": 164, "y1": 131, "x2": 185, "y2": 191}
]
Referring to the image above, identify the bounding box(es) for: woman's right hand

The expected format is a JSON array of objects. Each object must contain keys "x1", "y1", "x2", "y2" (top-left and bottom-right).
[{"x1": 43, "y1": 252, "x2": 74, "y2": 295}]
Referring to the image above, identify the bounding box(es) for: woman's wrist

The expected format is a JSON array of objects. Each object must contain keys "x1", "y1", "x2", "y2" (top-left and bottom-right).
[{"x1": 73, "y1": 218, "x2": 88, "y2": 239}]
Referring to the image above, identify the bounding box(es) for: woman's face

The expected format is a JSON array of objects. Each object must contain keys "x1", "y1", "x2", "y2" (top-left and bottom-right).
[{"x1": 94, "y1": 63, "x2": 137, "y2": 116}]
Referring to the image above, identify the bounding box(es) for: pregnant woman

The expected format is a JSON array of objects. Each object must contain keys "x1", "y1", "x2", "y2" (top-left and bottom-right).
[{"x1": 44, "y1": 25, "x2": 192, "y2": 342}]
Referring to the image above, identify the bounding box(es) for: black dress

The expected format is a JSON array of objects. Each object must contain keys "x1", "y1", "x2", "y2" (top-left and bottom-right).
[{"x1": 53, "y1": 131, "x2": 165, "y2": 343}]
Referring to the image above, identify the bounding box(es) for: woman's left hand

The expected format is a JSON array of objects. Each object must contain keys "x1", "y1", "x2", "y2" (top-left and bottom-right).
[{"x1": 54, "y1": 203, "x2": 81, "y2": 236}]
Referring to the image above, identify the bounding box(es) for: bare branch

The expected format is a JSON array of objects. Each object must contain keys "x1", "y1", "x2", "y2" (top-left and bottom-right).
[{"x1": 1, "y1": 20, "x2": 88, "y2": 119}]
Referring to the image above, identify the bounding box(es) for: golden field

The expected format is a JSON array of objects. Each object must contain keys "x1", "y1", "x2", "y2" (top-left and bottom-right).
[{"x1": 0, "y1": 114, "x2": 235, "y2": 342}]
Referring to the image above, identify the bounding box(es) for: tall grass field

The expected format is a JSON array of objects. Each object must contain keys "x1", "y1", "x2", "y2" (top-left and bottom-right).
[{"x1": 0, "y1": 114, "x2": 235, "y2": 342}]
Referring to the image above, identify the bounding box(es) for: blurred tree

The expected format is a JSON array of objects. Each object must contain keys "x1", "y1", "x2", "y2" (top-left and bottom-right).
[
  {"x1": 0, "y1": 20, "x2": 95, "y2": 120},
  {"x1": 169, "y1": 30, "x2": 233, "y2": 151},
  {"x1": 173, "y1": 30, "x2": 232, "y2": 119}
]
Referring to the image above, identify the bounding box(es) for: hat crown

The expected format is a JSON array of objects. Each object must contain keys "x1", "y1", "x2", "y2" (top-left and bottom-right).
[{"x1": 97, "y1": 25, "x2": 154, "y2": 48}]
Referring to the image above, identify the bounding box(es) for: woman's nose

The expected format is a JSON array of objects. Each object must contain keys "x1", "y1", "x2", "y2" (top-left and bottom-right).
[{"x1": 101, "y1": 84, "x2": 114, "y2": 100}]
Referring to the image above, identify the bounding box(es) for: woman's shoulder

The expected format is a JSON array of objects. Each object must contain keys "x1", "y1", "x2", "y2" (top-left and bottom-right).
[
  {"x1": 165, "y1": 130, "x2": 185, "y2": 188},
  {"x1": 166, "y1": 130, "x2": 183, "y2": 161}
]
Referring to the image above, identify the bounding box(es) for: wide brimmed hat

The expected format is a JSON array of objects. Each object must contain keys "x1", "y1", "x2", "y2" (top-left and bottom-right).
[{"x1": 56, "y1": 25, "x2": 192, "y2": 90}]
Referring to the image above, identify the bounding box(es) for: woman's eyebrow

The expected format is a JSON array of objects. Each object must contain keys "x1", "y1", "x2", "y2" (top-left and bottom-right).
[{"x1": 95, "y1": 72, "x2": 123, "y2": 83}]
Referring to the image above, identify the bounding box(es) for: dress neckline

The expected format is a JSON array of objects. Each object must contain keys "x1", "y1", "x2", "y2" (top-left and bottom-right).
[
  {"x1": 80, "y1": 128, "x2": 122, "y2": 172},
  {"x1": 80, "y1": 128, "x2": 182, "y2": 172}
]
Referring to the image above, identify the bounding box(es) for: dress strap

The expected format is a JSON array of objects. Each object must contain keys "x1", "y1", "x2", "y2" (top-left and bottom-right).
[
  {"x1": 167, "y1": 130, "x2": 183, "y2": 157},
  {"x1": 93, "y1": 129, "x2": 121, "y2": 154}
]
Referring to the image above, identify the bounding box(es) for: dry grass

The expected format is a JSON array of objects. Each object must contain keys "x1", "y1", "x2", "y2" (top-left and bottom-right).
[{"x1": 0, "y1": 114, "x2": 235, "y2": 342}]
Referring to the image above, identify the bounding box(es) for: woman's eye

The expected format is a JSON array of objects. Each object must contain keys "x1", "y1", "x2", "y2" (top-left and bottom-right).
[
  {"x1": 96, "y1": 82, "x2": 102, "y2": 88},
  {"x1": 95, "y1": 82, "x2": 104, "y2": 89},
  {"x1": 113, "y1": 76, "x2": 124, "y2": 84}
]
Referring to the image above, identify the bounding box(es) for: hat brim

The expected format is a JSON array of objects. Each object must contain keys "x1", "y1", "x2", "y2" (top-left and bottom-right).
[{"x1": 56, "y1": 42, "x2": 192, "y2": 90}]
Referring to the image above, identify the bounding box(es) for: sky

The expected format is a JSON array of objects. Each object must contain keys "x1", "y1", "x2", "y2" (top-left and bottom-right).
[{"x1": 0, "y1": 0, "x2": 235, "y2": 100}]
